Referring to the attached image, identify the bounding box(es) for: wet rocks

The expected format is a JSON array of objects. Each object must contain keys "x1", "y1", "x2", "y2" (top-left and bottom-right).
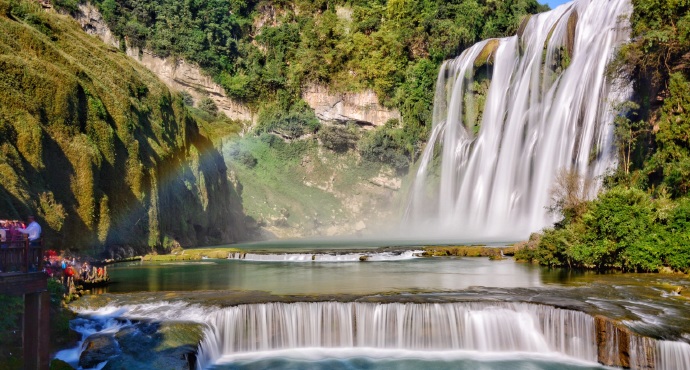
[
  {"x1": 78, "y1": 321, "x2": 203, "y2": 370},
  {"x1": 79, "y1": 334, "x2": 120, "y2": 369},
  {"x1": 595, "y1": 315, "x2": 656, "y2": 369}
]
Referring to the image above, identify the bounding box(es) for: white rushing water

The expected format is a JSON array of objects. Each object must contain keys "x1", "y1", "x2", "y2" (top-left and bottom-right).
[
  {"x1": 62, "y1": 301, "x2": 690, "y2": 370},
  {"x1": 656, "y1": 340, "x2": 690, "y2": 370},
  {"x1": 195, "y1": 302, "x2": 597, "y2": 368},
  {"x1": 227, "y1": 250, "x2": 422, "y2": 262},
  {"x1": 403, "y1": 0, "x2": 632, "y2": 241}
]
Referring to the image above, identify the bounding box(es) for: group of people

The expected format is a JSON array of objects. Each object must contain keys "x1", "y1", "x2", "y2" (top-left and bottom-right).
[
  {"x1": 44, "y1": 256, "x2": 108, "y2": 286},
  {"x1": 0, "y1": 216, "x2": 42, "y2": 246}
]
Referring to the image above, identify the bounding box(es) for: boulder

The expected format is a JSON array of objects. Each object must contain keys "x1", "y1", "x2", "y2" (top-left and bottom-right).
[{"x1": 79, "y1": 334, "x2": 120, "y2": 369}]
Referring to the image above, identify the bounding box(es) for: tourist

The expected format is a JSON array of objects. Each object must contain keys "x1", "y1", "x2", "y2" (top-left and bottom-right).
[
  {"x1": 81, "y1": 262, "x2": 90, "y2": 280},
  {"x1": 17, "y1": 215, "x2": 41, "y2": 246}
]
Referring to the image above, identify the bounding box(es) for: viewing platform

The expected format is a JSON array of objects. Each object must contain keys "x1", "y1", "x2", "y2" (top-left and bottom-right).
[{"x1": 0, "y1": 238, "x2": 50, "y2": 370}]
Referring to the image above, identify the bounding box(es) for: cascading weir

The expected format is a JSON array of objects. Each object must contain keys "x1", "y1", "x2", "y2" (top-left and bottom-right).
[
  {"x1": 63, "y1": 300, "x2": 690, "y2": 369},
  {"x1": 403, "y1": 0, "x2": 632, "y2": 241},
  {"x1": 196, "y1": 302, "x2": 598, "y2": 368}
]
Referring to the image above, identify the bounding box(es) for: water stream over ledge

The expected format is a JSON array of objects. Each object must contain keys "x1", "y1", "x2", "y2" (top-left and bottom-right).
[{"x1": 59, "y1": 255, "x2": 690, "y2": 370}]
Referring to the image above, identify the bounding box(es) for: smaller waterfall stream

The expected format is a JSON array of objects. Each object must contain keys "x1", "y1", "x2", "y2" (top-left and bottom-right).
[
  {"x1": 656, "y1": 341, "x2": 690, "y2": 370},
  {"x1": 227, "y1": 250, "x2": 422, "y2": 262}
]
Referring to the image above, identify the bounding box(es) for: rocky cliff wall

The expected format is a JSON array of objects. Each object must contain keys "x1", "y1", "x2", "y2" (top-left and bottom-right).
[
  {"x1": 74, "y1": 4, "x2": 400, "y2": 128},
  {"x1": 75, "y1": 3, "x2": 254, "y2": 123},
  {"x1": 0, "y1": 1, "x2": 247, "y2": 254},
  {"x1": 302, "y1": 84, "x2": 401, "y2": 128}
]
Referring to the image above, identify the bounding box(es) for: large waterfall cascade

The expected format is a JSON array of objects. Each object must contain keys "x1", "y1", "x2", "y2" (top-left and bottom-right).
[{"x1": 404, "y1": 0, "x2": 632, "y2": 240}]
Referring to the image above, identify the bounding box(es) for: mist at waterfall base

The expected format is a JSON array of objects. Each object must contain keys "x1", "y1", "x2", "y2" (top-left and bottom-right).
[{"x1": 400, "y1": 0, "x2": 631, "y2": 242}]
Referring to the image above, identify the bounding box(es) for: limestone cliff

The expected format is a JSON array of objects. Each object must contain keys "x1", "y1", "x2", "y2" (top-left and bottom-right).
[
  {"x1": 0, "y1": 0, "x2": 246, "y2": 254},
  {"x1": 74, "y1": 4, "x2": 400, "y2": 129},
  {"x1": 302, "y1": 84, "x2": 401, "y2": 128},
  {"x1": 75, "y1": 3, "x2": 253, "y2": 123}
]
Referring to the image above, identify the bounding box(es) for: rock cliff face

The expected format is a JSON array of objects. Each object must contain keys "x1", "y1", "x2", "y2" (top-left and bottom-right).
[
  {"x1": 302, "y1": 84, "x2": 401, "y2": 128},
  {"x1": 0, "y1": 1, "x2": 246, "y2": 254},
  {"x1": 75, "y1": 4, "x2": 254, "y2": 123},
  {"x1": 74, "y1": 4, "x2": 400, "y2": 128}
]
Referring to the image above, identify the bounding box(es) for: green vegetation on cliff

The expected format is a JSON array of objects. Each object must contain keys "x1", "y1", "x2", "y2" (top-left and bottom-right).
[
  {"x1": 83, "y1": 0, "x2": 546, "y2": 168},
  {"x1": 0, "y1": 0, "x2": 246, "y2": 254},
  {"x1": 520, "y1": 0, "x2": 690, "y2": 273}
]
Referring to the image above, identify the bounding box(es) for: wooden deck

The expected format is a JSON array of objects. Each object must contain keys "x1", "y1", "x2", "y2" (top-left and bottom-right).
[{"x1": 0, "y1": 240, "x2": 50, "y2": 370}]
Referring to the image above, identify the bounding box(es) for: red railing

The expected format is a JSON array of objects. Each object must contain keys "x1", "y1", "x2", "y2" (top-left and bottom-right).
[{"x1": 0, "y1": 237, "x2": 43, "y2": 274}]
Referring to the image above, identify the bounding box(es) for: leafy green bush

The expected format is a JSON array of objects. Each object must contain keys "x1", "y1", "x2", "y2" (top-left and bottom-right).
[
  {"x1": 228, "y1": 144, "x2": 258, "y2": 168},
  {"x1": 530, "y1": 187, "x2": 690, "y2": 272},
  {"x1": 317, "y1": 125, "x2": 358, "y2": 153},
  {"x1": 179, "y1": 91, "x2": 194, "y2": 107},
  {"x1": 256, "y1": 100, "x2": 320, "y2": 139},
  {"x1": 198, "y1": 97, "x2": 219, "y2": 117},
  {"x1": 358, "y1": 119, "x2": 421, "y2": 172}
]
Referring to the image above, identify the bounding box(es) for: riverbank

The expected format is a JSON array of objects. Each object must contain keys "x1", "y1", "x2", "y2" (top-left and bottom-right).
[{"x1": 141, "y1": 247, "x2": 241, "y2": 262}]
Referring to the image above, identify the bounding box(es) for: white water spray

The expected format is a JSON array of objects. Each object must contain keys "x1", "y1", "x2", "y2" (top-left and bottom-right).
[
  {"x1": 62, "y1": 300, "x2": 690, "y2": 370},
  {"x1": 227, "y1": 250, "x2": 422, "y2": 262},
  {"x1": 195, "y1": 302, "x2": 597, "y2": 368},
  {"x1": 404, "y1": 0, "x2": 632, "y2": 240}
]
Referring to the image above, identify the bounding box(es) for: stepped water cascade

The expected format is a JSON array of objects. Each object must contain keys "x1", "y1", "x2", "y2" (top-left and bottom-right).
[
  {"x1": 61, "y1": 300, "x2": 690, "y2": 369},
  {"x1": 227, "y1": 250, "x2": 422, "y2": 262},
  {"x1": 193, "y1": 302, "x2": 598, "y2": 368},
  {"x1": 403, "y1": 0, "x2": 632, "y2": 240}
]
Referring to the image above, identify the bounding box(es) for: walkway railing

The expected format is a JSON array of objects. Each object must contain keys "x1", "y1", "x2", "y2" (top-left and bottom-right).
[{"x1": 0, "y1": 238, "x2": 43, "y2": 274}]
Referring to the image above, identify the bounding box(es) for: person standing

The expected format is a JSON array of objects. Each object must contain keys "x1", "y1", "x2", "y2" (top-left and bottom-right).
[{"x1": 18, "y1": 215, "x2": 42, "y2": 246}]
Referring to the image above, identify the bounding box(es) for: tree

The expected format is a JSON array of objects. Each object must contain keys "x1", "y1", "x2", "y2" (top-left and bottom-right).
[
  {"x1": 613, "y1": 101, "x2": 647, "y2": 176},
  {"x1": 548, "y1": 169, "x2": 594, "y2": 224}
]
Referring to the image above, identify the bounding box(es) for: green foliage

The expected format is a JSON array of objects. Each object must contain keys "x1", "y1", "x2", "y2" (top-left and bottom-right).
[
  {"x1": 198, "y1": 97, "x2": 219, "y2": 117},
  {"x1": 358, "y1": 119, "x2": 414, "y2": 172},
  {"x1": 608, "y1": 1, "x2": 690, "y2": 195},
  {"x1": 0, "y1": 0, "x2": 246, "y2": 252},
  {"x1": 0, "y1": 294, "x2": 23, "y2": 366},
  {"x1": 317, "y1": 124, "x2": 358, "y2": 153},
  {"x1": 227, "y1": 143, "x2": 258, "y2": 168},
  {"x1": 92, "y1": 0, "x2": 544, "y2": 142},
  {"x1": 256, "y1": 100, "x2": 320, "y2": 139},
  {"x1": 530, "y1": 186, "x2": 690, "y2": 273},
  {"x1": 645, "y1": 73, "x2": 690, "y2": 196},
  {"x1": 52, "y1": 0, "x2": 81, "y2": 13},
  {"x1": 179, "y1": 91, "x2": 194, "y2": 107}
]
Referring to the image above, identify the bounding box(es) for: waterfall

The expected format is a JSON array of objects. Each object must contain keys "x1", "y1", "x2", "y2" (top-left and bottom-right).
[
  {"x1": 656, "y1": 341, "x2": 690, "y2": 370},
  {"x1": 227, "y1": 250, "x2": 422, "y2": 262},
  {"x1": 196, "y1": 302, "x2": 597, "y2": 368},
  {"x1": 403, "y1": 0, "x2": 632, "y2": 241},
  {"x1": 62, "y1": 300, "x2": 690, "y2": 369}
]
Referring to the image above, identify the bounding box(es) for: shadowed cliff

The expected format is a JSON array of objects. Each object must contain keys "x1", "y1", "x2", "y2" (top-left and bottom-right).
[{"x1": 0, "y1": 0, "x2": 246, "y2": 255}]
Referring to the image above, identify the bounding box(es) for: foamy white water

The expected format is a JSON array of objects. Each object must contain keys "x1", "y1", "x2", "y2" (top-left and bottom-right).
[
  {"x1": 227, "y1": 250, "x2": 422, "y2": 262},
  {"x1": 62, "y1": 300, "x2": 690, "y2": 370},
  {"x1": 404, "y1": 0, "x2": 632, "y2": 241}
]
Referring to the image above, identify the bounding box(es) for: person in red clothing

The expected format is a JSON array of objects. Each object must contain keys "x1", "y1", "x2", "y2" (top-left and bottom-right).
[{"x1": 64, "y1": 264, "x2": 76, "y2": 278}]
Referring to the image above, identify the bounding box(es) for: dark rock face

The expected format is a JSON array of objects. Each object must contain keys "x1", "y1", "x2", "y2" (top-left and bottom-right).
[
  {"x1": 79, "y1": 334, "x2": 120, "y2": 369},
  {"x1": 595, "y1": 315, "x2": 656, "y2": 369}
]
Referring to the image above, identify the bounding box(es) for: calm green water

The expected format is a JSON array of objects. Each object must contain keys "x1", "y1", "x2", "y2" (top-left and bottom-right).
[{"x1": 106, "y1": 257, "x2": 545, "y2": 294}]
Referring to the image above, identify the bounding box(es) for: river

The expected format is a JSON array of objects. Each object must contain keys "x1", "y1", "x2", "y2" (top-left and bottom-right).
[{"x1": 57, "y1": 246, "x2": 690, "y2": 370}]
